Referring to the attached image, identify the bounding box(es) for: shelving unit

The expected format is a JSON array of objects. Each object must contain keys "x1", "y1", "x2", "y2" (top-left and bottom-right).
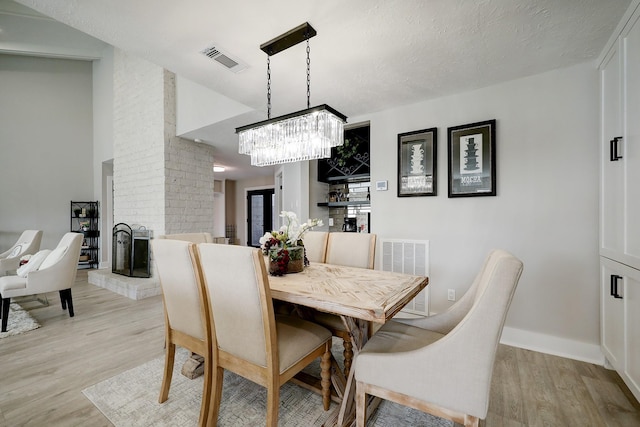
[{"x1": 70, "y1": 201, "x2": 99, "y2": 269}]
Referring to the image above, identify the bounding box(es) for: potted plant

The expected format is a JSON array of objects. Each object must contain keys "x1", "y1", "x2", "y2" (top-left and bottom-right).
[{"x1": 259, "y1": 211, "x2": 323, "y2": 276}]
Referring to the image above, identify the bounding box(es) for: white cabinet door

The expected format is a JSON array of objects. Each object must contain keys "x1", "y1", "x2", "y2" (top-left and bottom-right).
[
  {"x1": 601, "y1": 256, "x2": 640, "y2": 403},
  {"x1": 600, "y1": 43, "x2": 624, "y2": 257},
  {"x1": 623, "y1": 262, "x2": 640, "y2": 402},
  {"x1": 623, "y1": 14, "x2": 640, "y2": 266},
  {"x1": 601, "y1": 257, "x2": 625, "y2": 370}
]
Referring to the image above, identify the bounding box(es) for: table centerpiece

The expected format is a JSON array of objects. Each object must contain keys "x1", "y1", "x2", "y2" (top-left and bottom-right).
[{"x1": 259, "y1": 211, "x2": 323, "y2": 276}]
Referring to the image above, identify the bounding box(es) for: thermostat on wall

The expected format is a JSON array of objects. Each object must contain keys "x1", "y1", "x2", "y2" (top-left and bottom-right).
[{"x1": 376, "y1": 180, "x2": 388, "y2": 191}]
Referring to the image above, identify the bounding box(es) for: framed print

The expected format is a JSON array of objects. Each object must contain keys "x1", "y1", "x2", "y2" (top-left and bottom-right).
[
  {"x1": 447, "y1": 119, "x2": 496, "y2": 197},
  {"x1": 397, "y1": 127, "x2": 437, "y2": 197}
]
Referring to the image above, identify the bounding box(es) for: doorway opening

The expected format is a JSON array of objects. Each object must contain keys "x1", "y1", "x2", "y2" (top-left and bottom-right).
[{"x1": 247, "y1": 188, "x2": 275, "y2": 247}]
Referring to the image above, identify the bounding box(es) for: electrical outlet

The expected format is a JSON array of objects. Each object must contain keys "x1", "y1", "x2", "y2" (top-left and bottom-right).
[
  {"x1": 329, "y1": 218, "x2": 334, "y2": 226},
  {"x1": 447, "y1": 289, "x2": 456, "y2": 301}
]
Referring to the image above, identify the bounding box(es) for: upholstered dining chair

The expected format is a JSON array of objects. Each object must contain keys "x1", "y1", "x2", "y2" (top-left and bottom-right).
[
  {"x1": 196, "y1": 244, "x2": 333, "y2": 426},
  {"x1": 150, "y1": 239, "x2": 212, "y2": 427},
  {"x1": 303, "y1": 231, "x2": 329, "y2": 263},
  {"x1": 314, "y1": 232, "x2": 377, "y2": 378},
  {"x1": 0, "y1": 232, "x2": 82, "y2": 332},
  {"x1": 354, "y1": 249, "x2": 524, "y2": 427},
  {"x1": 0, "y1": 230, "x2": 43, "y2": 276}
]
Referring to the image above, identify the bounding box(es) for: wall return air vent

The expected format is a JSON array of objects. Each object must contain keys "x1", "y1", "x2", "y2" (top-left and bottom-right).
[{"x1": 200, "y1": 44, "x2": 248, "y2": 73}]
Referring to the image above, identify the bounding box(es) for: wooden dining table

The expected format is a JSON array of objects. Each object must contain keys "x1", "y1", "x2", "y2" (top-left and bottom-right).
[{"x1": 268, "y1": 262, "x2": 429, "y2": 427}]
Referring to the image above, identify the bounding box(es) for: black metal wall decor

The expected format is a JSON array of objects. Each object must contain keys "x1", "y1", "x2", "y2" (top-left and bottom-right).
[{"x1": 318, "y1": 124, "x2": 370, "y2": 182}]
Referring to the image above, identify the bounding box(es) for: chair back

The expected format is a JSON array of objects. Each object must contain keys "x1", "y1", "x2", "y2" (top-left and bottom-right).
[
  {"x1": 431, "y1": 249, "x2": 523, "y2": 416},
  {"x1": 151, "y1": 239, "x2": 208, "y2": 340},
  {"x1": 197, "y1": 244, "x2": 274, "y2": 368},
  {"x1": 38, "y1": 232, "x2": 82, "y2": 290},
  {"x1": 157, "y1": 232, "x2": 213, "y2": 244},
  {"x1": 0, "y1": 230, "x2": 43, "y2": 259},
  {"x1": 325, "y1": 232, "x2": 376, "y2": 269},
  {"x1": 303, "y1": 231, "x2": 329, "y2": 263}
]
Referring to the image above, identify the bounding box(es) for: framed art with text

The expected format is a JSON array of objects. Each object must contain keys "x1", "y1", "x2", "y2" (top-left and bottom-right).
[
  {"x1": 447, "y1": 119, "x2": 496, "y2": 197},
  {"x1": 397, "y1": 127, "x2": 437, "y2": 197}
]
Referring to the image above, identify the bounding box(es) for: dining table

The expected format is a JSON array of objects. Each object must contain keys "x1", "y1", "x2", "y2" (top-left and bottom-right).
[{"x1": 268, "y1": 262, "x2": 429, "y2": 427}]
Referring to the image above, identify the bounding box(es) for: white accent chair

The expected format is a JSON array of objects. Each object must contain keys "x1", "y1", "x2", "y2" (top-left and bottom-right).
[
  {"x1": 354, "y1": 249, "x2": 524, "y2": 427},
  {"x1": 196, "y1": 244, "x2": 333, "y2": 426},
  {"x1": 303, "y1": 231, "x2": 329, "y2": 263},
  {"x1": 0, "y1": 232, "x2": 82, "y2": 332},
  {"x1": 0, "y1": 230, "x2": 43, "y2": 276},
  {"x1": 314, "y1": 232, "x2": 377, "y2": 378},
  {"x1": 151, "y1": 239, "x2": 212, "y2": 427}
]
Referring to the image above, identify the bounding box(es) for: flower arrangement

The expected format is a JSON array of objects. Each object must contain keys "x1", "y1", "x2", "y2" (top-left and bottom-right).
[{"x1": 259, "y1": 211, "x2": 323, "y2": 275}]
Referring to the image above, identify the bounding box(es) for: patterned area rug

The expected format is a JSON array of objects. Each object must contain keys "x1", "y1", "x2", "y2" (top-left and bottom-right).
[
  {"x1": 83, "y1": 343, "x2": 453, "y2": 427},
  {"x1": 0, "y1": 303, "x2": 41, "y2": 339}
]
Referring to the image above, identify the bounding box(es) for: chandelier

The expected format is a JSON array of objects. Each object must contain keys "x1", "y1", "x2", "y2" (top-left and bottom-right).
[{"x1": 236, "y1": 22, "x2": 347, "y2": 167}]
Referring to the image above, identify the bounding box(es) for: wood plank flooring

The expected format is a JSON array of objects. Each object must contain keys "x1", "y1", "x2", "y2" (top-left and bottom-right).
[{"x1": 1, "y1": 271, "x2": 639, "y2": 427}]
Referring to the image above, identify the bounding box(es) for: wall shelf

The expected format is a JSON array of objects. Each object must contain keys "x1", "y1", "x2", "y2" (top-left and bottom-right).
[{"x1": 317, "y1": 200, "x2": 370, "y2": 207}]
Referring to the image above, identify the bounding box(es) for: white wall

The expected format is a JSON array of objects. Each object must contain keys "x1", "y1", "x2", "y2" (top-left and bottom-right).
[
  {"x1": 353, "y1": 62, "x2": 600, "y2": 361},
  {"x1": 0, "y1": 54, "x2": 94, "y2": 250},
  {"x1": 175, "y1": 75, "x2": 252, "y2": 135}
]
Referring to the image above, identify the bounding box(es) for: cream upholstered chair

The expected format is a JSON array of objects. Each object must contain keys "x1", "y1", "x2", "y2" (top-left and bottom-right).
[
  {"x1": 0, "y1": 232, "x2": 82, "y2": 332},
  {"x1": 314, "y1": 232, "x2": 376, "y2": 378},
  {"x1": 0, "y1": 230, "x2": 43, "y2": 276},
  {"x1": 354, "y1": 249, "x2": 524, "y2": 427},
  {"x1": 196, "y1": 244, "x2": 333, "y2": 426},
  {"x1": 303, "y1": 231, "x2": 329, "y2": 263},
  {"x1": 151, "y1": 239, "x2": 212, "y2": 427},
  {"x1": 325, "y1": 232, "x2": 376, "y2": 269}
]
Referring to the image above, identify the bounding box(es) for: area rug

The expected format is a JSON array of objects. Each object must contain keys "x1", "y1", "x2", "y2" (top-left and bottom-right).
[
  {"x1": 0, "y1": 303, "x2": 41, "y2": 339},
  {"x1": 83, "y1": 344, "x2": 453, "y2": 427}
]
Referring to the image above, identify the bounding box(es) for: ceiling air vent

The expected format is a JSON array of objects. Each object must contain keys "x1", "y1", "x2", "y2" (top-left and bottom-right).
[{"x1": 200, "y1": 44, "x2": 248, "y2": 73}]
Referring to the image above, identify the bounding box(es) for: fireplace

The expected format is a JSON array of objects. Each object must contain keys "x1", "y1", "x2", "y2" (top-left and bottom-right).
[{"x1": 112, "y1": 223, "x2": 151, "y2": 278}]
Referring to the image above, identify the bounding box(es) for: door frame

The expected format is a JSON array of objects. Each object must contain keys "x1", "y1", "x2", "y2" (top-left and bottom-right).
[{"x1": 244, "y1": 185, "x2": 275, "y2": 247}]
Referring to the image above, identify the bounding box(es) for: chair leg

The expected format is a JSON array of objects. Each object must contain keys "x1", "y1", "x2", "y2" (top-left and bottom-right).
[
  {"x1": 356, "y1": 381, "x2": 367, "y2": 427},
  {"x1": 266, "y1": 379, "x2": 280, "y2": 427},
  {"x1": 158, "y1": 340, "x2": 176, "y2": 404},
  {"x1": 1, "y1": 297, "x2": 10, "y2": 332},
  {"x1": 207, "y1": 366, "x2": 224, "y2": 426},
  {"x1": 59, "y1": 289, "x2": 74, "y2": 317},
  {"x1": 321, "y1": 343, "x2": 332, "y2": 410},
  {"x1": 198, "y1": 355, "x2": 212, "y2": 427}
]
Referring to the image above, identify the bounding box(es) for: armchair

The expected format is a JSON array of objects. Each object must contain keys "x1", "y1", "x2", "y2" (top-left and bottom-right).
[
  {"x1": 0, "y1": 232, "x2": 82, "y2": 332},
  {"x1": 0, "y1": 230, "x2": 43, "y2": 276},
  {"x1": 354, "y1": 249, "x2": 524, "y2": 427}
]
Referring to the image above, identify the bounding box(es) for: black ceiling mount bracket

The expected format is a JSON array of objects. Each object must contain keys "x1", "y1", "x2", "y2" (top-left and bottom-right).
[{"x1": 260, "y1": 22, "x2": 317, "y2": 56}]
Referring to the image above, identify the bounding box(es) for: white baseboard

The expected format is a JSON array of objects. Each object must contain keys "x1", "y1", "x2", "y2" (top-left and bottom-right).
[{"x1": 500, "y1": 326, "x2": 605, "y2": 365}]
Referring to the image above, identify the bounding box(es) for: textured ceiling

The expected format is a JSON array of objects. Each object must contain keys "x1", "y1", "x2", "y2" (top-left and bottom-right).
[{"x1": 5, "y1": 0, "x2": 633, "y2": 179}]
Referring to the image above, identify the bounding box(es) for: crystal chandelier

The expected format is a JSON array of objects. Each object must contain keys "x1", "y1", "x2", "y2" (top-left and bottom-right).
[{"x1": 236, "y1": 22, "x2": 347, "y2": 167}]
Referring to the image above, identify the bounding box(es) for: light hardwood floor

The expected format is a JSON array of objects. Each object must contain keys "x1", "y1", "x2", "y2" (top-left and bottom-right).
[{"x1": 1, "y1": 271, "x2": 639, "y2": 427}]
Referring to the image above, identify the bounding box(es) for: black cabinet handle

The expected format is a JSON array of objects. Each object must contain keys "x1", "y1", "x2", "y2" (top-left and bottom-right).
[
  {"x1": 610, "y1": 136, "x2": 623, "y2": 161},
  {"x1": 610, "y1": 274, "x2": 623, "y2": 299}
]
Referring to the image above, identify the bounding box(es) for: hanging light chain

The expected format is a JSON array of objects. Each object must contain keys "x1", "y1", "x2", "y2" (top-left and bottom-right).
[
  {"x1": 267, "y1": 56, "x2": 272, "y2": 119},
  {"x1": 306, "y1": 37, "x2": 311, "y2": 109}
]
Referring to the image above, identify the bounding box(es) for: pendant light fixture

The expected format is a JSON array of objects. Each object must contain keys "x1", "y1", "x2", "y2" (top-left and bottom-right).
[{"x1": 236, "y1": 22, "x2": 347, "y2": 167}]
